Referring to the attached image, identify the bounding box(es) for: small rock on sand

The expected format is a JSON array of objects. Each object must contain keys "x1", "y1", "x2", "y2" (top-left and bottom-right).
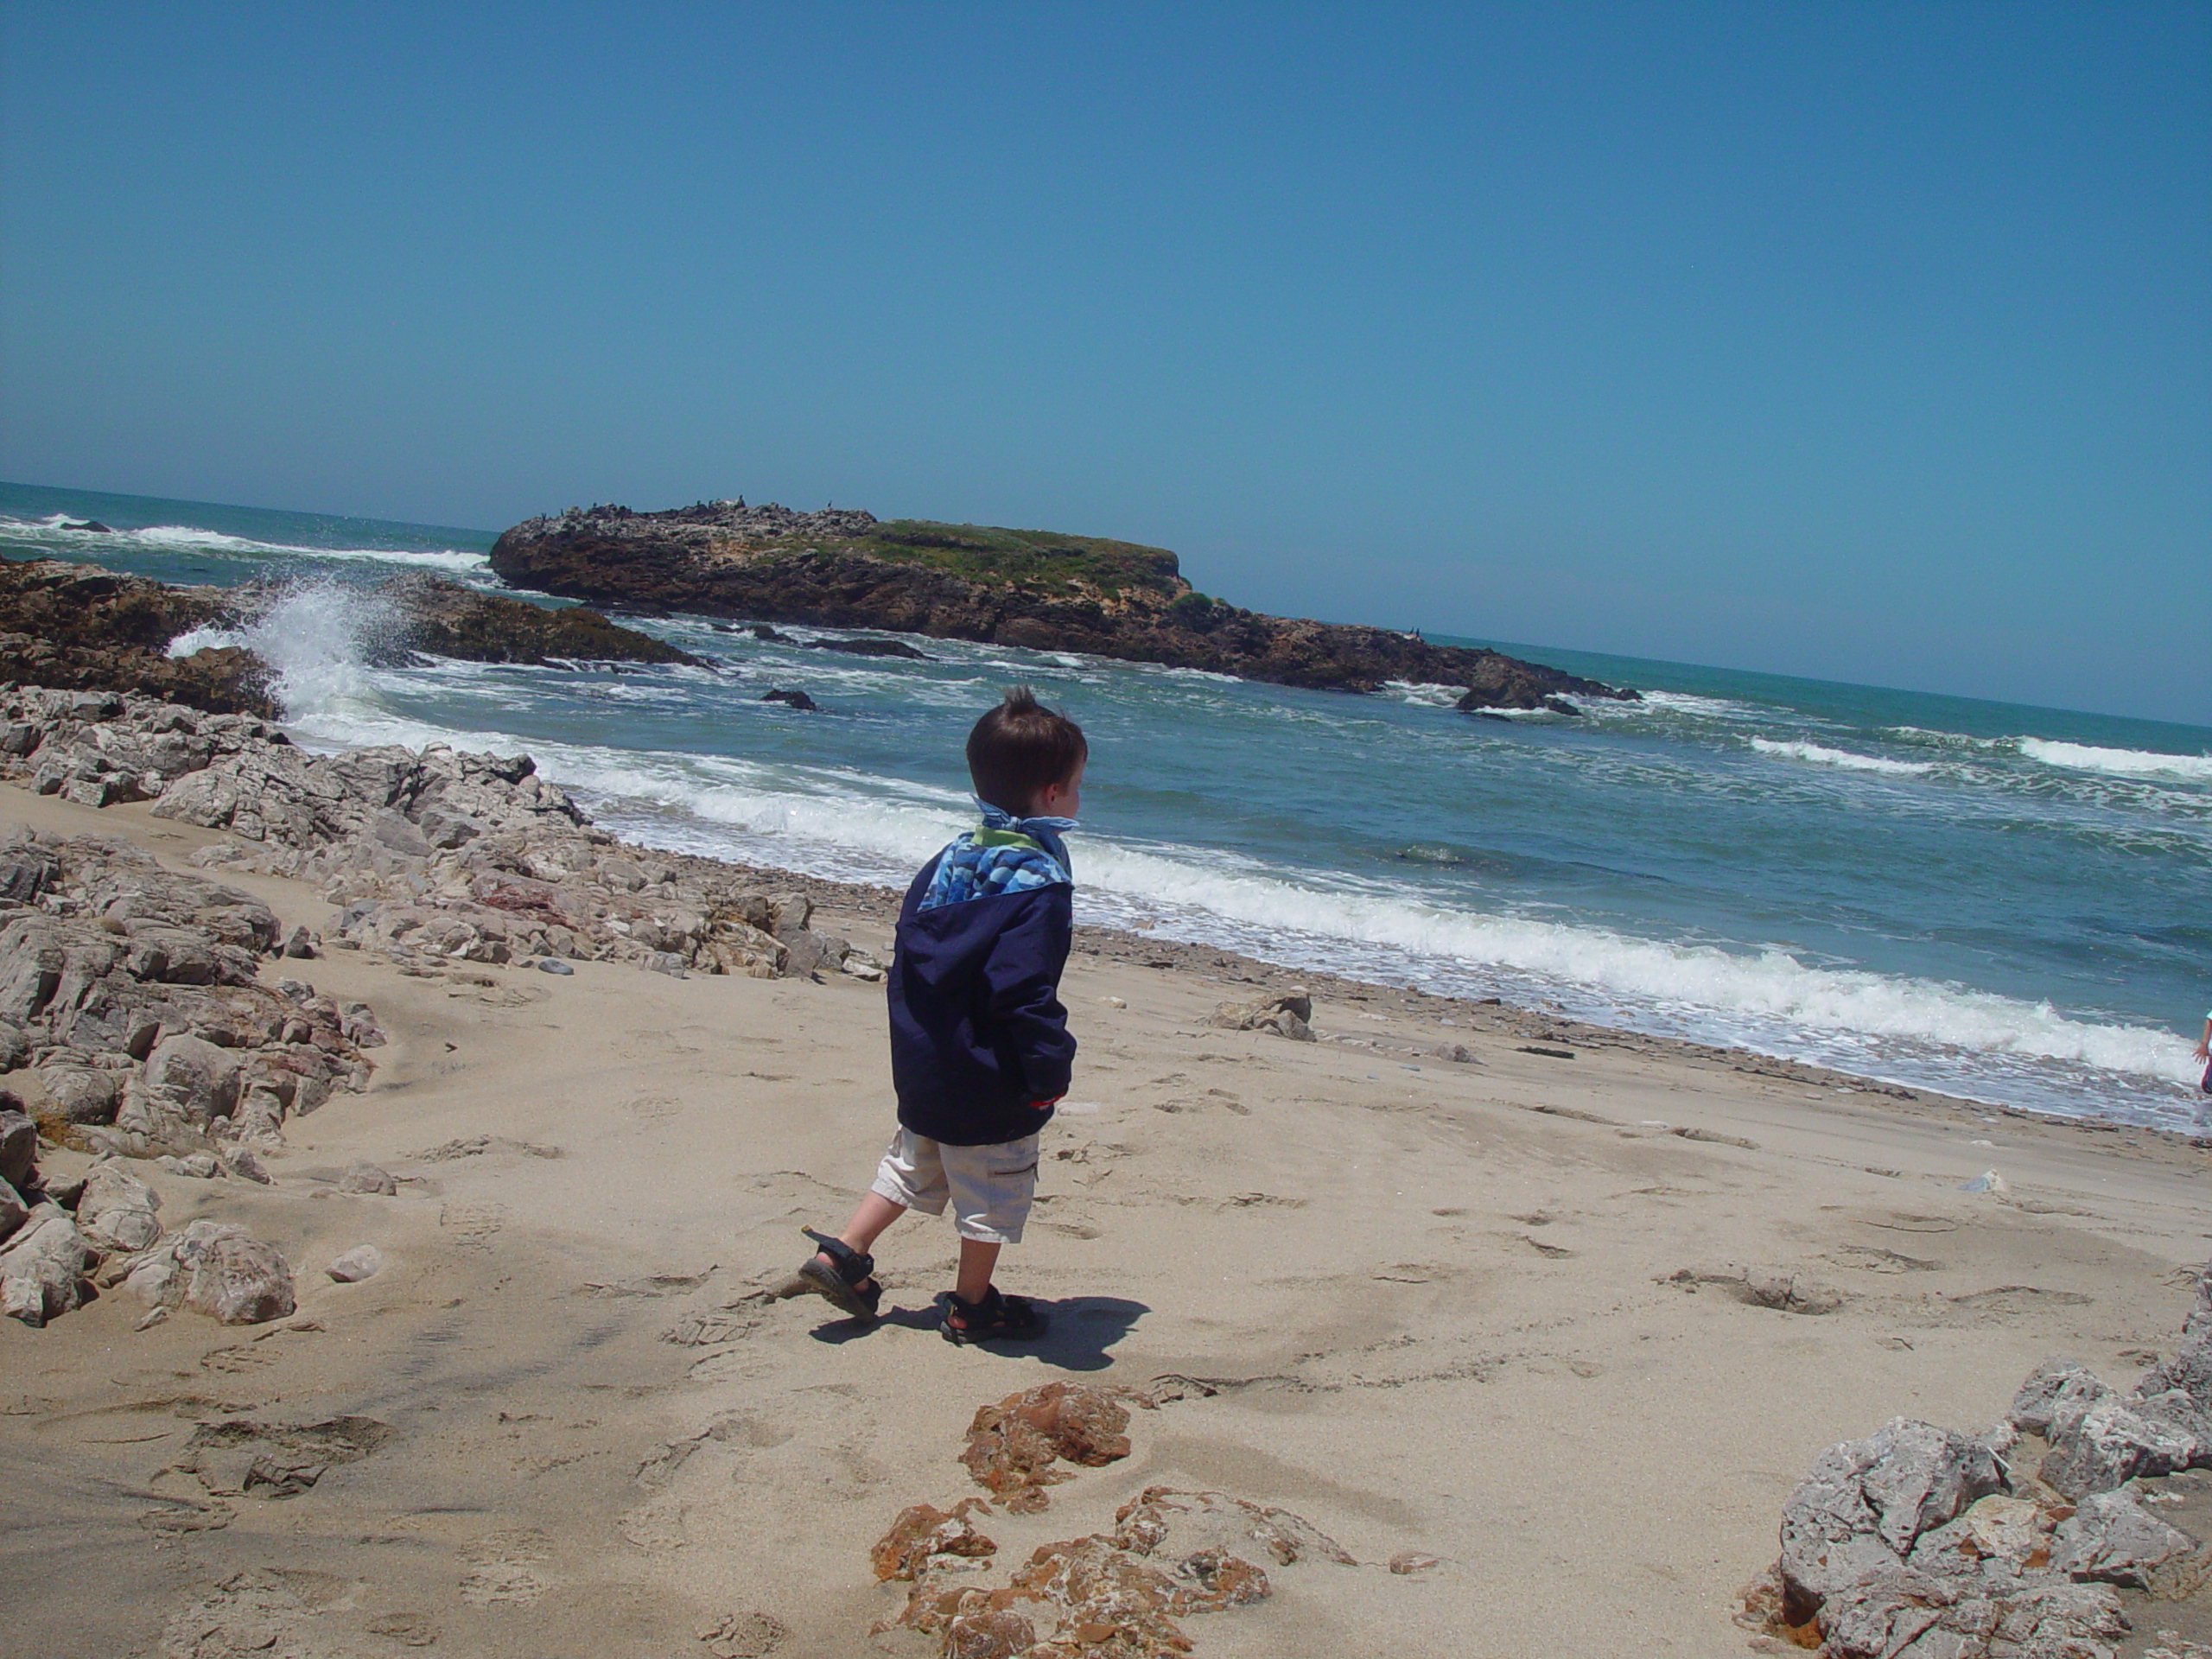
[{"x1": 327, "y1": 1245, "x2": 383, "y2": 1283}]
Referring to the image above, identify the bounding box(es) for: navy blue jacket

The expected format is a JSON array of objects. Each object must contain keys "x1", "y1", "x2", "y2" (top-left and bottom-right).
[{"x1": 887, "y1": 851, "x2": 1074, "y2": 1146}]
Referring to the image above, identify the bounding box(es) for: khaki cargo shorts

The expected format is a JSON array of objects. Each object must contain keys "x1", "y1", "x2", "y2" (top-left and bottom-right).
[{"x1": 870, "y1": 1128, "x2": 1040, "y2": 1244}]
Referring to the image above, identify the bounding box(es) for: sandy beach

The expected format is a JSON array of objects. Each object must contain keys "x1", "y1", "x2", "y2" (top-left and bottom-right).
[{"x1": 5, "y1": 779, "x2": 2210, "y2": 1657}]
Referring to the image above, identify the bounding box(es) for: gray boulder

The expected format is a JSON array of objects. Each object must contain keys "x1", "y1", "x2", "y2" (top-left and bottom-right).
[
  {"x1": 2050, "y1": 1489, "x2": 2202, "y2": 1588},
  {"x1": 1207, "y1": 989, "x2": 1316, "y2": 1042},
  {"x1": 1778, "y1": 1418, "x2": 2007, "y2": 1611},
  {"x1": 1905, "y1": 1494, "x2": 2053, "y2": 1582},
  {"x1": 2136, "y1": 1331, "x2": 2212, "y2": 1416},
  {"x1": 1814, "y1": 1566, "x2": 2126, "y2": 1659},
  {"x1": 338, "y1": 1161, "x2": 397, "y2": 1197},
  {"x1": 75, "y1": 1161, "x2": 162, "y2": 1253},
  {"x1": 129, "y1": 1219, "x2": 294, "y2": 1325},
  {"x1": 0, "y1": 1205, "x2": 96, "y2": 1325},
  {"x1": 326, "y1": 1244, "x2": 381, "y2": 1282},
  {"x1": 143, "y1": 1033, "x2": 242, "y2": 1127},
  {"x1": 0, "y1": 1175, "x2": 26, "y2": 1244},
  {"x1": 2042, "y1": 1396, "x2": 2202, "y2": 1499},
  {"x1": 2011, "y1": 1357, "x2": 2103, "y2": 1436},
  {"x1": 0, "y1": 1109, "x2": 36, "y2": 1188},
  {"x1": 37, "y1": 1063, "x2": 118, "y2": 1126}
]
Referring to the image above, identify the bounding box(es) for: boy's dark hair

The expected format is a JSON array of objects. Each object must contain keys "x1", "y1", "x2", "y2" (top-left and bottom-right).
[{"x1": 967, "y1": 686, "x2": 1086, "y2": 815}]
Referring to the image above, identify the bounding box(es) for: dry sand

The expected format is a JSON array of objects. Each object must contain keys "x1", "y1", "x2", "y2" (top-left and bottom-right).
[{"x1": 5, "y1": 780, "x2": 2210, "y2": 1658}]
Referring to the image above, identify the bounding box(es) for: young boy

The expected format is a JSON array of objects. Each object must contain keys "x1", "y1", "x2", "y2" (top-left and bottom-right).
[{"x1": 798, "y1": 686, "x2": 1085, "y2": 1343}]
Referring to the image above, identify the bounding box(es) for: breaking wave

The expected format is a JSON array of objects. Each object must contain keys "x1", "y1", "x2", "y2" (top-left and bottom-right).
[
  {"x1": 2018, "y1": 738, "x2": 2212, "y2": 781},
  {"x1": 1749, "y1": 738, "x2": 1934, "y2": 777}
]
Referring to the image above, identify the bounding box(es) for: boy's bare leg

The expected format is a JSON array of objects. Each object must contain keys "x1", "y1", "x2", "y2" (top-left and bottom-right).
[
  {"x1": 819, "y1": 1192, "x2": 906, "y2": 1274},
  {"x1": 955, "y1": 1237, "x2": 1001, "y2": 1305}
]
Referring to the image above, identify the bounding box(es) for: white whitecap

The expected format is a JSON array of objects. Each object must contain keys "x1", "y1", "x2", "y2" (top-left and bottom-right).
[
  {"x1": 1750, "y1": 737, "x2": 1934, "y2": 776},
  {"x1": 2018, "y1": 738, "x2": 2212, "y2": 782}
]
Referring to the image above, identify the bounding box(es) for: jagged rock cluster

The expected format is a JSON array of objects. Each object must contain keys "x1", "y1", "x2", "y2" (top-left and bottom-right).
[
  {"x1": 336, "y1": 574, "x2": 708, "y2": 670},
  {"x1": 0, "y1": 821, "x2": 369, "y2": 1326},
  {"x1": 873, "y1": 1383, "x2": 1358, "y2": 1658},
  {"x1": 1743, "y1": 1261, "x2": 2212, "y2": 1656},
  {"x1": 0, "y1": 680, "x2": 887, "y2": 1328},
  {"x1": 0, "y1": 681, "x2": 883, "y2": 983}
]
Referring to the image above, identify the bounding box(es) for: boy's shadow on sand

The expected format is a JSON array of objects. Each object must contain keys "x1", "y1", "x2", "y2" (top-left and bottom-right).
[{"x1": 809, "y1": 1296, "x2": 1148, "y2": 1372}]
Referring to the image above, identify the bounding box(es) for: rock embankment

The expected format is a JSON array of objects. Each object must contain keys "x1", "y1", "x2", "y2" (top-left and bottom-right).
[
  {"x1": 1740, "y1": 1262, "x2": 2212, "y2": 1656},
  {"x1": 489, "y1": 499, "x2": 1637, "y2": 708},
  {"x1": 0, "y1": 812, "x2": 374, "y2": 1328},
  {"x1": 0, "y1": 682, "x2": 884, "y2": 1330}
]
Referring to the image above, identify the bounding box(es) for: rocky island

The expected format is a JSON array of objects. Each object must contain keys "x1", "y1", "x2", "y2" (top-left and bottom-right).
[{"x1": 489, "y1": 500, "x2": 1638, "y2": 709}]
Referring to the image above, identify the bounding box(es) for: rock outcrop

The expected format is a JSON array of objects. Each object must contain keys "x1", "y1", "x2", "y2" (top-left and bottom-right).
[
  {"x1": 0, "y1": 679, "x2": 899, "y2": 1327},
  {"x1": 0, "y1": 683, "x2": 887, "y2": 987},
  {"x1": 354, "y1": 575, "x2": 709, "y2": 669},
  {"x1": 0, "y1": 556, "x2": 272, "y2": 715},
  {"x1": 489, "y1": 500, "x2": 1638, "y2": 707},
  {"x1": 1742, "y1": 1260, "x2": 2212, "y2": 1656},
  {"x1": 0, "y1": 556, "x2": 706, "y2": 727}
]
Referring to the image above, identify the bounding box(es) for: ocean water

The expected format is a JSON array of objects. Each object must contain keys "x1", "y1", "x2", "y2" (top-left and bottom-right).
[{"x1": 5, "y1": 480, "x2": 2209, "y2": 1129}]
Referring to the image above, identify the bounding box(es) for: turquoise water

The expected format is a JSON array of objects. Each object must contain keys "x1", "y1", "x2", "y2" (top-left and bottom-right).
[{"x1": 5, "y1": 480, "x2": 2209, "y2": 1127}]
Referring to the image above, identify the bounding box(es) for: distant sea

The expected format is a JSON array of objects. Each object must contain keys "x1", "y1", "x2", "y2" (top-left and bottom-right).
[{"x1": 5, "y1": 480, "x2": 2209, "y2": 1130}]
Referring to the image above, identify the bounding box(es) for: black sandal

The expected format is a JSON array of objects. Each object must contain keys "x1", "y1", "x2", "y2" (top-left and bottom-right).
[
  {"x1": 798, "y1": 1227, "x2": 882, "y2": 1319},
  {"x1": 935, "y1": 1285, "x2": 1044, "y2": 1344}
]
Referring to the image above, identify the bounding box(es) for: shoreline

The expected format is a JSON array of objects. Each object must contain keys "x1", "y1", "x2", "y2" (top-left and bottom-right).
[{"x1": 550, "y1": 836, "x2": 2212, "y2": 1156}]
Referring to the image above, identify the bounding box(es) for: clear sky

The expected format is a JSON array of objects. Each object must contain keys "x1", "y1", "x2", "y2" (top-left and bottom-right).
[{"x1": 3, "y1": 3, "x2": 2206, "y2": 724}]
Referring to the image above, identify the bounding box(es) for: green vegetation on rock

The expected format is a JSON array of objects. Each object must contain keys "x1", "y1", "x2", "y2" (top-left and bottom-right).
[{"x1": 757, "y1": 519, "x2": 1185, "y2": 601}]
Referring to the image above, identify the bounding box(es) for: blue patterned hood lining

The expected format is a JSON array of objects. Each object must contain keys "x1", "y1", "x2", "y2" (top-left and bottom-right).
[{"x1": 916, "y1": 801, "x2": 1076, "y2": 915}]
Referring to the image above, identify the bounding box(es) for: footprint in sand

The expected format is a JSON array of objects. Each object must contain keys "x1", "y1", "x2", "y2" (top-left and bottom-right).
[
  {"x1": 439, "y1": 1201, "x2": 508, "y2": 1248},
  {"x1": 618, "y1": 1497, "x2": 690, "y2": 1552},
  {"x1": 460, "y1": 1527, "x2": 556, "y2": 1607},
  {"x1": 700, "y1": 1610, "x2": 790, "y2": 1658},
  {"x1": 1828, "y1": 1244, "x2": 1942, "y2": 1274}
]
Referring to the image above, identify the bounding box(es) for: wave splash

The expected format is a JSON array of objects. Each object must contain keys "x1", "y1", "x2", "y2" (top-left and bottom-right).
[{"x1": 169, "y1": 580, "x2": 397, "y2": 720}]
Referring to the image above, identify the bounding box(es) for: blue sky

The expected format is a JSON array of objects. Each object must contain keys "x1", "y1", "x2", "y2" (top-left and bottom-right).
[{"x1": 3, "y1": 3, "x2": 2206, "y2": 722}]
